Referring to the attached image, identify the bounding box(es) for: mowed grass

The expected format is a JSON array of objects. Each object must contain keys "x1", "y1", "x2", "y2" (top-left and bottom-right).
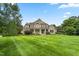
[{"x1": 0, "y1": 34, "x2": 79, "y2": 56}]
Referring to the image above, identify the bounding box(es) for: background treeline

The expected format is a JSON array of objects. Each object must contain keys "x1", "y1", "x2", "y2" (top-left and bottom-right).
[
  {"x1": 0, "y1": 3, "x2": 23, "y2": 36},
  {"x1": 57, "y1": 16, "x2": 79, "y2": 35}
]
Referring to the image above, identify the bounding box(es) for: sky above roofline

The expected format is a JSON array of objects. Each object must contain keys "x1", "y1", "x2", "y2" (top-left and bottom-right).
[{"x1": 18, "y1": 3, "x2": 79, "y2": 26}]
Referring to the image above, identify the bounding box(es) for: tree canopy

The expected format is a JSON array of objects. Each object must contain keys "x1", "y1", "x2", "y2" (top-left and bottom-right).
[
  {"x1": 61, "y1": 16, "x2": 79, "y2": 35},
  {"x1": 0, "y1": 3, "x2": 23, "y2": 36}
]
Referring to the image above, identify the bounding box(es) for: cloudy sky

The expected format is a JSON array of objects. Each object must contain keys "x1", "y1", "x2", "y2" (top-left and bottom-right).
[{"x1": 18, "y1": 3, "x2": 79, "y2": 26}]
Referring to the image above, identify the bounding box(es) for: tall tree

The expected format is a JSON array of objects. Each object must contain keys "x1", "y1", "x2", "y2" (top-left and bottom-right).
[
  {"x1": 10, "y1": 3, "x2": 23, "y2": 34},
  {"x1": 0, "y1": 3, "x2": 23, "y2": 36}
]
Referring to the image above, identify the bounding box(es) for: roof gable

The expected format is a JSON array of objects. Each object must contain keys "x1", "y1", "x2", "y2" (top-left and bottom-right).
[{"x1": 33, "y1": 19, "x2": 47, "y2": 24}]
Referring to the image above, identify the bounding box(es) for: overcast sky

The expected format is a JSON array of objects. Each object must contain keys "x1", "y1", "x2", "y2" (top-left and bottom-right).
[{"x1": 18, "y1": 3, "x2": 79, "y2": 26}]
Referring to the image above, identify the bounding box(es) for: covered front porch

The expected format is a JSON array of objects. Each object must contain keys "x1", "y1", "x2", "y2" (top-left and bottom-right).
[{"x1": 32, "y1": 29, "x2": 47, "y2": 34}]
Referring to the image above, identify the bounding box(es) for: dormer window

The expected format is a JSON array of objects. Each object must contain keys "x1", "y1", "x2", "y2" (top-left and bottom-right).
[
  {"x1": 36, "y1": 23, "x2": 39, "y2": 24},
  {"x1": 26, "y1": 25, "x2": 30, "y2": 28}
]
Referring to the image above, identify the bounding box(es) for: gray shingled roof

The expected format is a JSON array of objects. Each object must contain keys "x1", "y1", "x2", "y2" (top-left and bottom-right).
[{"x1": 33, "y1": 19, "x2": 47, "y2": 24}]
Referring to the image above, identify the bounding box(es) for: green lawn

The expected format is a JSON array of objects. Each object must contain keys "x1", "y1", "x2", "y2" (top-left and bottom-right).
[{"x1": 0, "y1": 34, "x2": 79, "y2": 56}]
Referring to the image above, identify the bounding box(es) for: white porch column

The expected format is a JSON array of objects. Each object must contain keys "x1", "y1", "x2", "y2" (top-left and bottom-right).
[
  {"x1": 33, "y1": 29, "x2": 36, "y2": 34},
  {"x1": 44, "y1": 29, "x2": 46, "y2": 34},
  {"x1": 39, "y1": 29, "x2": 42, "y2": 34},
  {"x1": 21, "y1": 30, "x2": 25, "y2": 34}
]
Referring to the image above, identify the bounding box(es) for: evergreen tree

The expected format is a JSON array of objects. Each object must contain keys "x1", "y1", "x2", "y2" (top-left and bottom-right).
[{"x1": 0, "y1": 3, "x2": 23, "y2": 36}]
